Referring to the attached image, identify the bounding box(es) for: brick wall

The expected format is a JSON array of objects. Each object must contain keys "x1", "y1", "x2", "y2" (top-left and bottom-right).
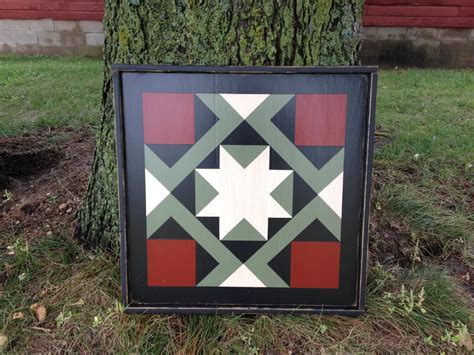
[
  {"x1": 0, "y1": 19, "x2": 103, "y2": 57},
  {"x1": 363, "y1": 0, "x2": 474, "y2": 28},
  {"x1": 0, "y1": 0, "x2": 103, "y2": 56},
  {"x1": 0, "y1": 0, "x2": 104, "y2": 21},
  {"x1": 360, "y1": 0, "x2": 474, "y2": 67},
  {"x1": 360, "y1": 27, "x2": 474, "y2": 67}
]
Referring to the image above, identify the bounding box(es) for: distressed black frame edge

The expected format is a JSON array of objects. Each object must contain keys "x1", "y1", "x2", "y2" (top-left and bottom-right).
[
  {"x1": 112, "y1": 65, "x2": 378, "y2": 316},
  {"x1": 112, "y1": 71, "x2": 128, "y2": 306},
  {"x1": 124, "y1": 306, "x2": 364, "y2": 317},
  {"x1": 111, "y1": 64, "x2": 378, "y2": 75},
  {"x1": 358, "y1": 72, "x2": 378, "y2": 311}
]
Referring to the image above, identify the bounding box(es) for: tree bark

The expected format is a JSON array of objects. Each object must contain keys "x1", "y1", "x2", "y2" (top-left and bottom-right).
[{"x1": 76, "y1": 0, "x2": 364, "y2": 250}]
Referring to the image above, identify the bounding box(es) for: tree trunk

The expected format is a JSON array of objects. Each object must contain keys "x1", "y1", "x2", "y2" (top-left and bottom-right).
[{"x1": 76, "y1": 0, "x2": 364, "y2": 250}]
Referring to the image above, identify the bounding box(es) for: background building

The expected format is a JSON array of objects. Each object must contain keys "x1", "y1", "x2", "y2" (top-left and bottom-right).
[
  {"x1": 0, "y1": 0, "x2": 104, "y2": 57},
  {"x1": 0, "y1": 0, "x2": 473, "y2": 67},
  {"x1": 361, "y1": 0, "x2": 474, "y2": 67}
]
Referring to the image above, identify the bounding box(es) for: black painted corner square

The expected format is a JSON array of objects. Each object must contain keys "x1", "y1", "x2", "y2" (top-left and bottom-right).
[{"x1": 113, "y1": 65, "x2": 377, "y2": 315}]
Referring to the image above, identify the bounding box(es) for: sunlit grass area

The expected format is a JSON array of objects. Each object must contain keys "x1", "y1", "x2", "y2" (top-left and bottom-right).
[{"x1": 0, "y1": 56, "x2": 102, "y2": 136}]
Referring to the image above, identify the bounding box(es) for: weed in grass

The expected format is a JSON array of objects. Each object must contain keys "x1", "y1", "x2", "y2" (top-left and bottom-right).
[
  {"x1": 7, "y1": 239, "x2": 35, "y2": 277},
  {"x1": 55, "y1": 311, "x2": 73, "y2": 328},
  {"x1": 45, "y1": 194, "x2": 58, "y2": 205},
  {"x1": 2, "y1": 189, "x2": 12, "y2": 202},
  {"x1": 441, "y1": 321, "x2": 472, "y2": 350},
  {"x1": 383, "y1": 284, "x2": 427, "y2": 315}
]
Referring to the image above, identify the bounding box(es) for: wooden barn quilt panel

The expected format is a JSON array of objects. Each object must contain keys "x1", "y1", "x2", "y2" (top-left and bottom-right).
[{"x1": 113, "y1": 66, "x2": 377, "y2": 314}]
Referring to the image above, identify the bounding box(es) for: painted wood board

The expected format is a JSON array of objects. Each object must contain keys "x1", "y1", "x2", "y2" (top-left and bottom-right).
[{"x1": 113, "y1": 65, "x2": 378, "y2": 315}]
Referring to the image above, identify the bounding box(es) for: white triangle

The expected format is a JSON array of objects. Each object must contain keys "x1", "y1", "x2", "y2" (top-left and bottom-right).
[
  {"x1": 267, "y1": 169, "x2": 293, "y2": 193},
  {"x1": 145, "y1": 169, "x2": 170, "y2": 216},
  {"x1": 220, "y1": 94, "x2": 269, "y2": 119},
  {"x1": 220, "y1": 265, "x2": 265, "y2": 288},
  {"x1": 268, "y1": 197, "x2": 292, "y2": 219},
  {"x1": 319, "y1": 172, "x2": 343, "y2": 218}
]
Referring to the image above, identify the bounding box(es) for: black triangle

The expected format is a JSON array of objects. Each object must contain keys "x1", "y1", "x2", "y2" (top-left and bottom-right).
[
  {"x1": 222, "y1": 120, "x2": 268, "y2": 145},
  {"x1": 297, "y1": 146, "x2": 343, "y2": 169},
  {"x1": 294, "y1": 218, "x2": 339, "y2": 242},
  {"x1": 222, "y1": 241, "x2": 265, "y2": 263},
  {"x1": 147, "y1": 144, "x2": 192, "y2": 168},
  {"x1": 268, "y1": 218, "x2": 291, "y2": 239},
  {"x1": 195, "y1": 94, "x2": 219, "y2": 142},
  {"x1": 197, "y1": 217, "x2": 219, "y2": 239},
  {"x1": 293, "y1": 172, "x2": 317, "y2": 215},
  {"x1": 196, "y1": 244, "x2": 219, "y2": 284},
  {"x1": 171, "y1": 172, "x2": 195, "y2": 214},
  {"x1": 149, "y1": 217, "x2": 192, "y2": 239},
  {"x1": 197, "y1": 148, "x2": 219, "y2": 169},
  {"x1": 270, "y1": 147, "x2": 292, "y2": 170},
  {"x1": 270, "y1": 96, "x2": 295, "y2": 142},
  {"x1": 268, "y1": 244, "x2": 291, "y2": 286}
]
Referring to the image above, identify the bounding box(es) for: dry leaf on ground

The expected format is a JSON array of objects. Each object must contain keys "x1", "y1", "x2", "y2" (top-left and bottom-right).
[
  {"x1": 460, "y1": 331, "x2": 473, "y2": 351},
  {"x1": 36, "y1": 305, "x2": 47, "y2": 322},
  {"x1": 12, "y1": 312, "x2": 24, "y2": 320},
  {"x1": 0, "y1": 333, "x2": 8, "y2": 350},
  {"x1": 30, "y1": 303, "x2": 47, "y2": 322}
]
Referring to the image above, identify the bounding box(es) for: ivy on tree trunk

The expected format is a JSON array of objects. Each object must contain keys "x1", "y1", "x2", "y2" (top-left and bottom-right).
[{"x1": 76, "y1": 0, "x2": 364, "y2": 250}]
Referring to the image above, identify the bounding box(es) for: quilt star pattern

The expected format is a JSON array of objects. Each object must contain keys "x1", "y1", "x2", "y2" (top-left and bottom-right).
[{"x1": 144, "y1": 92, "x2": 347, "y2": 289}]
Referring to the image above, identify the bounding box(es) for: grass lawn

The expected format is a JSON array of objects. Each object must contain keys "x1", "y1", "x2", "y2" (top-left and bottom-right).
[
  {"x1": 0, "y1": 56, "x2": 102, "y2": 136},
  {"x1": 0, "y1": 56, "x2": 472, "y2": 352}
]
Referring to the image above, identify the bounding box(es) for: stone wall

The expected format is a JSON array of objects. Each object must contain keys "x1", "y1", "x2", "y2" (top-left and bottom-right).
[
  {"x1": 1, "y1": 18, "x2": 473, "y2": 68},
  {"x1": 360, "y1": 26, "x2": 474, "y2": 68},
  {"x1": 0, "y1": 19, "x2": 103, "y2": 57}
]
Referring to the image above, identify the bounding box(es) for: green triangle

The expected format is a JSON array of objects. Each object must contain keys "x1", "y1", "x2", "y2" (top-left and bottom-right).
[
  {"x1": 270, "y1": 172, "x2": 293, "y2": 215},
  {"x1": 195, "y1": 171, "x2": 219, "y2": 214},
  {"x1": 222, "y1": 145, "x2": 267, "y2": 168},
  {"x1": 222, "y1": 219, "x2": 266, "y2": 241}
]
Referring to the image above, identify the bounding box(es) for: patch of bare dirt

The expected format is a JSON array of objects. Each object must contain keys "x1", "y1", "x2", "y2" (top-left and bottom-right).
[
  {"x1": 374, "y1": 126, "x2": 393, "y2": 149},
  {"x1": 369, "y1": 210, "x2": 416, "y2": 268},
  {"x1": 0, "y1": 128, "x2": 95, "y2": 240},
  {"x1": 0, "y1": 143, "x2": 61, "y2": 187},
  {"x1": 369, "y1": 166, "x2": 417, "y2": 267}
]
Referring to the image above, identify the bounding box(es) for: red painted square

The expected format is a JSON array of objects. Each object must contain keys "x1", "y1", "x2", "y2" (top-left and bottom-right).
[
  {"x1": 143, "y1": 93, "x2": 195, "y2": 144},
  {"x1": 290, "y1": 241, "x2": 340, "y2": 288},
  {"x1": 147, "y1": 239, "x2": 196, "y2": 286},
  {"x1": 294, "y1": 94, "x2": 347, "y2": 146}
]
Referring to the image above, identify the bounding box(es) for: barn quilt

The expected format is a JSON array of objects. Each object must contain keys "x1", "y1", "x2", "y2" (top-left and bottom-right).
[{"x1": 115, "y1": 67, "x2": 376, "y2": 313}]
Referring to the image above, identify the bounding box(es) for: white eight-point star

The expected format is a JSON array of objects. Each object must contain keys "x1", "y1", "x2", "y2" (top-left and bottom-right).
[{"x1": 196, "y1": 145, "x2": 292, "y2": 240}]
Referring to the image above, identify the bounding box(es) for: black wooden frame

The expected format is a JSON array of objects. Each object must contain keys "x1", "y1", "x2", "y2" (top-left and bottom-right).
[{"x1": 112, "y1": 65, "x2": 378, "y2": 315}]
